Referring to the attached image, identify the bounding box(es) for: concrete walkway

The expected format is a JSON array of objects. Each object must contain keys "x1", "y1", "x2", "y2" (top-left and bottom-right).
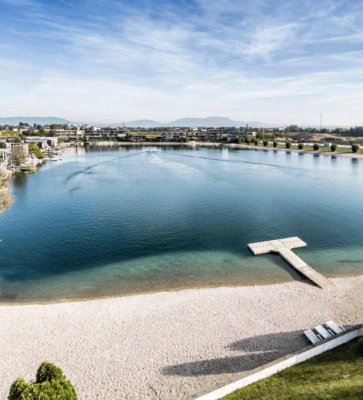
[{"x1": 248, "y1": 237, "x2": 333, "y2": 289}]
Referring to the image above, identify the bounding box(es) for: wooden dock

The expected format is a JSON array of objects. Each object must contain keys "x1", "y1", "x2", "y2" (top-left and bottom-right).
[{"x1": 248, "y1": 237, "x2": 333, "y2": 289}]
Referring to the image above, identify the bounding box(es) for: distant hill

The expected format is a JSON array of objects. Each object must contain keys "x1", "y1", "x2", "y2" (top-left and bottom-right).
[
  {"x1": 124, "y1": 116, "x2": 278, "y2": 128},
  {"x1": 123, "y1": 119, "x2": 163, "y2": 128},
  {"x1": 169, "y1": 117, "x2": 242, "y2": 127},
  {"x1": 1, "y1": 115, "x2": 283, "y2": 128},
  {"x1": 0, "y1": 117, "x2": 69, "y2": 126}
]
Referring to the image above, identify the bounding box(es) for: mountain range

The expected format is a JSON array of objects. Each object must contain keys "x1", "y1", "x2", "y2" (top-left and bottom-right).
[
  {"x1": 0, "y1": 116, "x2": 278, "y2": 128},
  {"x1": 0, "y1": 116, "x2": 70, "y2": 126},
  {"x1": 122, "y1": 117, "x2": 277, "y2": 128}
]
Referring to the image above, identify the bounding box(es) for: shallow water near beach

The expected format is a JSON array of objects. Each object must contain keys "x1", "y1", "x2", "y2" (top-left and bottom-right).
[{"x1": 0, "y1": 146, "x2": 362, "y2": 302}]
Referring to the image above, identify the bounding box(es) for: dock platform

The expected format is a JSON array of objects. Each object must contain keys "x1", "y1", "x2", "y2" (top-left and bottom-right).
[{"x1": 248, "y1": 237, "x2": 333, "y2": 289}]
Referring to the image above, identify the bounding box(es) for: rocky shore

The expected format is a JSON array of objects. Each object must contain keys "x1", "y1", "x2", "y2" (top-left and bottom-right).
[{"x1": 0, "y1": 168, "x2": 12, "y2": 212}]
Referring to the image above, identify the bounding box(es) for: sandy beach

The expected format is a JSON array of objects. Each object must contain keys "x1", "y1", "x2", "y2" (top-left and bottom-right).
[{"x1": 1, "y1": 275, "x2": 362, "y2": 399}]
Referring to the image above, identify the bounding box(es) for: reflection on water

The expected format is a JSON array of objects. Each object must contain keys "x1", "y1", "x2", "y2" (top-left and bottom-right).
[
  {"x1": 12, "y1": 173, "x2": 28, "y2": 187},
  {"x1": 0, "y1": 190, "x2": 12, "y2": 213},
  {"x1": 0, "y1": 146, "x2": 362, "y2": 302}
]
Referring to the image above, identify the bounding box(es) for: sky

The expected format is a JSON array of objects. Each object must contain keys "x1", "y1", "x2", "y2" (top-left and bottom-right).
[{"x1": 0, "y1": 0, "x2": 363, "y2": 125}]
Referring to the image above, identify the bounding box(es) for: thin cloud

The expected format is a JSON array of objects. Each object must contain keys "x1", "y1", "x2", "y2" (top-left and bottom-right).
[{"x1": 0, "y1": 0, "x2": 363, "y2": 125}]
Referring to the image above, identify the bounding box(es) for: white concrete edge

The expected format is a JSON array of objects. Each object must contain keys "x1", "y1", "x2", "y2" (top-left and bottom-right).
[{"x1": 195, "y1": 326, "x2": 363, "y2": 400}]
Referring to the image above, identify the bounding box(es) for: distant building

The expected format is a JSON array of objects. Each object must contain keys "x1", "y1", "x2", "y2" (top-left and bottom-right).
[
  {"x1": 0, "y1": 136, "x2": 17, "y2": 145},
  {"x1": 0, "y1": 148, "x2": 11, "y2": 168},
  {"x1": 52, "y1": 128, "x2": 83, "y2": 140},
  {"x1": 162, "y1": 132, "x2": 175, "y2": 141},
  {"x1": 25, "y1": 137, "x2": 58, "y2": 150},
  {"x1": 11, "y1": 143, "x2": 29, "y2": 164},
  {"x1": 84, "y1": 128, "x2": 123, "y2": 140}
]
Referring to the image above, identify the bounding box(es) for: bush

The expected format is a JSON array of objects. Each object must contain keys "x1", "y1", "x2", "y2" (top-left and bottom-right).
[
  {"x1": 263, "y1": 140, "x2": 268, "y2": 147},
  {"x1": 330, "y1": 144, "x2": 337, "y2": 152},
  {"x1": 254, "y1": 139, "x2": 259, "y2": 146},
  {"x1": 8, "y1": 362, "x2": 77, "y2": 400},
  {"x1": 36, "y1": 362, "x2": 64, "y2": 383},
  {"x1": 285, "y1": 142, "x2": 291, "y2": 149},
  {"x1": 313, "y1": 143, "x2": 320, "y2": 151},
  {"x1": 28, "y1": 143, "x2": 43, "y2": 159},
  {"x1": 352, "y1": 144, "x2": 360, "y2": 153},
  {"x1": 273, "y1": 141, "x2": 278, "y2": 148},
  {"x1": 298, "y1": 143, "x2": 303, "y2": 150},
  {"x1": 8, "y1": 379, "x2": 28, "y2": 400},
  {"x1": 244, "y1": 137, "x2": 251, "y2": 144}
]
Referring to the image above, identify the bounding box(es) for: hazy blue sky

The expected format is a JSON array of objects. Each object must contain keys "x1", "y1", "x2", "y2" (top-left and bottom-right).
[{"x1": 1, "y1": 0, "x2": 363, "y2": 125}]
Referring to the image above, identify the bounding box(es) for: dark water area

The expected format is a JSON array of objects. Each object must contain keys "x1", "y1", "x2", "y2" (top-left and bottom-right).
[{"x1": 0, "y1": 146, "x2": 362, "y2": 302}]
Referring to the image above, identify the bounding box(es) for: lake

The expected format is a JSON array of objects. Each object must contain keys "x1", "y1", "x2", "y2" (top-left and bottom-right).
[{"x1": 0, "y1": 146, "x2": 362, "y2": 302}]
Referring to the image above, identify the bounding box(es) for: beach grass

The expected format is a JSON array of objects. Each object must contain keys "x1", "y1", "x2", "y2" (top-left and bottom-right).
[{"x1": 222, "y1": 337, "x2": 363, "y2": 400}]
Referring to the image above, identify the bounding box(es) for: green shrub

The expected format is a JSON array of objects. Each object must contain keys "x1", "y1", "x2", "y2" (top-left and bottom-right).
[
  {"x1": 330, "y1": 144, "x2": 337, "y2": 152},
  {"x1": 313, "y1": 143, "x2": 320, "y2": 151},
  {"x1": 28, "y1": 143, "x2": 43, "y2": 159},
  {"x1": 263, "y1": 140, "x2": 268, "y2": 146},
  {"x1": 8, "y1": 362, "x2": 77, "y2": 400},
  {"x1": 244, "y1": 137, "x2": 251, "y2": 144},
  {"x1": 235, "y1": 136, "x2": 242, "y2": 144},
  {"x1": 352, "y1": 144, "x2": 360, "y2": 153},
  {"x1": 254, "y1": 139, "x2": 259, "y2": 145},
  {"x1": 36, "y1": 362, "x2": 64, "y2": 383},
  {"x1": 8, "y1": 379, "x2": 29, "y2": 400},
  {"x1": 298, "y1": 143, "x2": 303, "y2": 150},
  {"x1": 273, "y1": 141, "x2": 278, "y2": 148},
  {"x1": 285, "y1": 142, "x2": 291, "y2": 149}
]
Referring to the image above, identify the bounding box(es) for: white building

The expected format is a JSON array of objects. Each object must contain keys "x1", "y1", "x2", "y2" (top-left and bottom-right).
[
  {"x1": 52, "y1": 128, "x2": 83, "y2": 140},
  {"x1": 25, "y1": 137, "x2": 58, "y2": 150},
  {"x1": 0, "y1": 148, "x2": 11, "y2": 168}
]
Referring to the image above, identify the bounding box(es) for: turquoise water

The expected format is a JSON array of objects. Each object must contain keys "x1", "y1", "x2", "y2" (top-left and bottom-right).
[{"x1": 0, "y1": 146, "x2": 362, "y2": 302}]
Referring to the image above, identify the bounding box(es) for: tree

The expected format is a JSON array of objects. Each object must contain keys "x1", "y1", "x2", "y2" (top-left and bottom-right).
[
  {"x1": 8, "y1": 362, "x2": 77, "y2": 400},
  {"x1": 273, "y1": 141, "x2": 278, "y2": 148},
  {"x1": 28, "y1": 143, "x2": 43, "y2": 159},
  {"x1": 352, "y1": 144, "x2": 360, "y2": 153},
  {"x1": 313, "y1": 143, "x2": 320, "y2": 151},
  {"x1": 263, "y1": 140, "x2": 268, "y2": 146},
  {"x1": 330, "y1": 144, "x2": 337, "y2": 152},
  {"x1": 244, "y1": 136, "x2": 251, "y2": 144},
  {"x1": 285, "y1": 124, "x2": 300, "y2": 132},
  {"x1": 298, "y1": 143, "x2": 303, "y2": 150},
  {"x1": 286, "y1": 142, "x2": 291, "y2": 149},
  {"x1": 348, "y1": 127, "x2": 363, "y2": 137}
]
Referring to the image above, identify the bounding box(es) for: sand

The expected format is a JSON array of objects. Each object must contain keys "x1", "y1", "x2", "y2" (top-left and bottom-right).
[{"x1": 1, "y1": 275, "x2": 362, "y2": 399}]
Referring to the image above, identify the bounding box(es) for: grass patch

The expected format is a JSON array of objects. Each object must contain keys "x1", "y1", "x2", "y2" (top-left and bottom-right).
[
  {"x1": 0, "y1": 130, "x2": 21, "y2": 137},
  {"x1": 222, "y1": 338, "x2": 363, "y2": 400}
]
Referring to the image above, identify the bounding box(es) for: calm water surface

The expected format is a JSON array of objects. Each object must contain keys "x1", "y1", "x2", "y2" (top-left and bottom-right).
[{"x1": 0, "y1": 146, "x2": 362, "y2": 302}]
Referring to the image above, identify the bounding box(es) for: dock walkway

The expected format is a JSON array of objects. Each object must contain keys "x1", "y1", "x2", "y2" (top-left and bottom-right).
[{"x1": 248, "y1": 237, "x2": 333, "y2": 289}]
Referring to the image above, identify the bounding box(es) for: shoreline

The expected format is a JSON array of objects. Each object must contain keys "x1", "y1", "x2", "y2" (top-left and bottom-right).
[
  {"x1": 229, "y1": 143, "x2": 363, "y2": 159},
  {"x1": 81, "y1": 141, "x2": 363, "y2": 159},
  {"x1": 0, "y1": 168, "x2": 13, "y2": 212},
  {"x1": 1, "y1": 269, "x2": 363, "y2": 307},
  {"x1": 1, "y1": 275, "x2": 362, "y2": 400}
]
